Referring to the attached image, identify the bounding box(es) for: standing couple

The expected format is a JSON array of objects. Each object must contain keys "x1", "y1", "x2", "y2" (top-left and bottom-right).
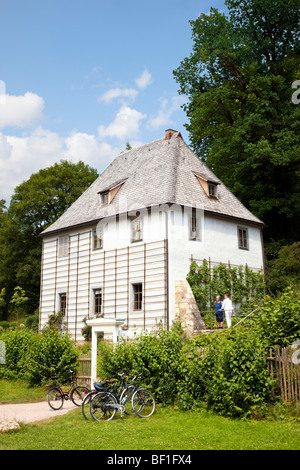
[{"x1": 215, "y1": 293, "x2": 234, "y2": 329}]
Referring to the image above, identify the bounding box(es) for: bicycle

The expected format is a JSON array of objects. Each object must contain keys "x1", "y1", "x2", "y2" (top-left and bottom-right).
[
  {"x1": 47, "y1": 368, "x2": 89, "y2": 410},
  {"x1": 81, "y1": 379, "x2": 115, "y2": 420},
  {"x1": 89, "y1": 371, "x2": 155, "y2": 421},
  {"x1": 85, "y1": 370, "x2": 131, "y2": 421}
]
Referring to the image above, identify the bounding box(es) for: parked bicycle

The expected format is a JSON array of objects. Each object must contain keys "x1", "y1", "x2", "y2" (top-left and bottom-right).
[
  {"x1": 81, "y1": 379, "x2": 115, "y2": 420},
  {"x1": 89, "y1": 371, "x2": 155, "y2": 421},
  {"x1": 47, "y1": 368, "x2": 89, "y2": 410}
]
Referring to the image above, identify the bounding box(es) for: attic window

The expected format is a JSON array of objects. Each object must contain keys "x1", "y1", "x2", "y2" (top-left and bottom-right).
[
  {"x1": 101, "y1": 192, "x2": 109, "y2": 205},
  {"x1": 208, "y1": 183, "x2": 218, "y2": 198},
  {"x1": 98, "y1": 179, "x2": 127, "y2": 207},
  {"x1": 193, "y1": 172, "x2": 220, "y2": 199}
]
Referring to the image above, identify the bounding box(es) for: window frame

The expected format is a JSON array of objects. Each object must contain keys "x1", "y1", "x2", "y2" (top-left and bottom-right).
[
  {"x1": 131, "y1": 218, "x2": 143, "y2": 243},
  {"x1": 59, "y1": 293, "x2": 67, "y2": 316},
  {"x1": 100, "y1": 191, "x2": 109, "y2": 206},
  {"x1": 189, "y1": 215, "x2": 200, "y2": 241},
  {"x1": 93, "y1": 288, "x2": 102, "y2": 317},
  {"x1": 132, "y1": 283, "x2": 143, "y2": 311},
  {"x1": 237, "y1": 226, "x2": 249, "y2": 250},
  {"x1": 208, "y1": 183, "x2": 218, "y2": 198},
  {"x1": 93, "y1": 228, "x2": 103, "y2": 250},
  {"x1": 58, "y1": 235, "x2": 69, "y2": 257}
]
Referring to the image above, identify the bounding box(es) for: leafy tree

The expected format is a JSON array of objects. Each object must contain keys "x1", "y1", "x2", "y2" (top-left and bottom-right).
[
  {"x1": 0, "y1": 160, "x2": 98, "y2": 319},
  {"x1": 266, "y1": 242, "x2": 300, "y2": 294},
  {"x1": 10, "y1": 286, "x2": 29, "y2": 328},
  {"x1": 173, "y1": 0, "x2": 300, "y2": 245}
]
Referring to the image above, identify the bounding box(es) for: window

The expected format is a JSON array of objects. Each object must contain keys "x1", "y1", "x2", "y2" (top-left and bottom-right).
[
  {"x1": 100, "y1": 192, "x2": 109, "y2": 205},
  {"x1": 94, "y1": 289, "x2": 102, "y2": 316},
  {"x1": 93, "y1": 228, "x2": 103, "y2": 250},
  {"x1": 189, "y1": 216, "x2": 200, "y2": 240},
  {"x1": 238, "y1": 227, "x2": 249, "y2": 250},
  {"x1": 133, "y1": 283, "x2": 143, "y2": 311},
  {"x1": 59, "y1": 236, "x2": 69, "y2": 257},
  {"x1": 59, "y1": 293, "x2": 67, "y2": 315},
  {"x1": 208, "y1": 183, "x2": 217, "y2": 198},
  {"x1": 131, "y1": 219, "x2": 143, "y2": 242}
]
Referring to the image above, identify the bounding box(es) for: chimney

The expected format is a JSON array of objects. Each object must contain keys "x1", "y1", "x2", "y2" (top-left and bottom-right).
[{"x1": 165, "y1": 129, "x2": 177, "y2": 140}]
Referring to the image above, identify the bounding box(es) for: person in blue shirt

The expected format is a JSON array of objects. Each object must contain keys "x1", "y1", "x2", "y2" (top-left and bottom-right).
[{"x1": 215, "y1": 295, "x2": 223, "y2": 329}]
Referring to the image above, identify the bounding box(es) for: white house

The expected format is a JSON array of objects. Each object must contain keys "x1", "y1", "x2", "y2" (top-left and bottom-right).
[{"x1": 39, "y1": 130, "x2": 264, "y2": 341}]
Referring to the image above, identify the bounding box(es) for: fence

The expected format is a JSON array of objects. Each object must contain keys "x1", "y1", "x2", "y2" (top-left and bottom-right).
[
  {"x1": 267, "y1": 346, "x2": 300, "y2": 403},
  {"x1": 76, "y1": 353, "x2": 91, "y2": 387}
]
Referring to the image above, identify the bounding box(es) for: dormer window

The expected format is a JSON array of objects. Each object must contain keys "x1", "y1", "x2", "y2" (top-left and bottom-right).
[
  {"x1": 193, "y1": 172, "x2": 220, "y2": 199},
  {"x1": 98, "y1": 179, "x2": 127, "y2": 207},
  {"x1": 100, "y1": 191, "x2": 109, "y2": 206},
  {"x1": 208, "y1": 183, "x2": 218, "y2": 198}
]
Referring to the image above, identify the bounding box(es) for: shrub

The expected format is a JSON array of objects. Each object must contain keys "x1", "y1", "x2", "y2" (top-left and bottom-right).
[
  {"x1": 0, "y1": 329, "x2": 79, "y2": 385},
  {"x1": 98, "y1": 323, "x2": 187, "y2": 405},
  {"x1": 252, "y1": 287, "x2": 300, "y2": 348},
  {"x1": 198, "y1": 328, "x2": 273, "y2": 418},
  {"x1": 97, "y1": 323, "x2": 273, "y2": 417},
  {"x1": 26, "y1": 330, "x2": 79, "y2": 385},
  {"x1": 0, "y1": 329, "x2": 35, "y2": 379}
]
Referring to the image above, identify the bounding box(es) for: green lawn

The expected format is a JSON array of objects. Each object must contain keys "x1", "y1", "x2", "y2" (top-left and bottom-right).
[
  {"x1": 0, "y1": 379, "x2": 45, "y2": 404},
  {"x1": 0, "y1": 405, "x2": 299, "y2": 451}
]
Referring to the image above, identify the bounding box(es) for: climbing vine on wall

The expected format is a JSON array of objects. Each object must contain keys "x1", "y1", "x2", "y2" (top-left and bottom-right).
[{"x1": 187, "y1": 260, "x2": 265, "y2": 311}]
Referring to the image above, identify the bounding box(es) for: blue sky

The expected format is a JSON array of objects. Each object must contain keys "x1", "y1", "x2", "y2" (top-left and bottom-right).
[{"x1": 0, "y1": 0, "x2": 226, "y2": 202}]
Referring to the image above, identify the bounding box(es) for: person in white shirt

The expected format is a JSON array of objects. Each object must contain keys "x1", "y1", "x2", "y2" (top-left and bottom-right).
[{"x1": 222, "y1": 293, "x2": 234, "y2": 328}]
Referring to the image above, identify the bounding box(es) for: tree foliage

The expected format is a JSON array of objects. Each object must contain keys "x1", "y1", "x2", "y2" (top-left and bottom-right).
[
  {"x1": 173, "y1": 0, "x2": 300, "y2": 245},
  {"x1": 0, "y1": 160, "x2": 98, "y2": 319}
]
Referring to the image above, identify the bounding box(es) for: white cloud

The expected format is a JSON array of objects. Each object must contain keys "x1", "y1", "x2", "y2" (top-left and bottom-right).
[
  {"x1": 99, "y1": 87, "x2": 138, "y2": 103},
  {"x1": 0, "y1": 127, "x2": 123, "y2": 203},
  {"x1": 0, "y1": 92, "x2": 44, "y2": 129},
  {"x1": 147, "y1": 95, "x2": 185, "y2": 130},
  {"x1": 98, "y1": 105, "x2": 146, "y2": 140},
  {"x1": 135, "y1": 69, "x2": 152, "y2": 89}
]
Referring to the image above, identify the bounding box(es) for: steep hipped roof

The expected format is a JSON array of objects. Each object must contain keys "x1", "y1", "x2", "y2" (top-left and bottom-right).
[{"x1": 41, "y1": 131, "x2": 263, "y2": 236}]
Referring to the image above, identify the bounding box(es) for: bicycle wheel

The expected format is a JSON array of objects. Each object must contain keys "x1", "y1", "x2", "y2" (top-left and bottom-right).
[
  {"x1": 81, "y1": 390, "x2": 96, "y2": 420},
  {"x1": 71, "y1": 385, "x2": 89, "y2": 406},
  {"x1": 120, "y1": 385, "x2": 136, "y2": 415},
  {"x1": 47, "y1": 387, "x2": 64, "y2": 410},
  {"x1": 89, "y1": 391, "x2": 118, "y2": 421},
  {"x1": 132, "y1": 389, "x2": 156, "y2": 418}
]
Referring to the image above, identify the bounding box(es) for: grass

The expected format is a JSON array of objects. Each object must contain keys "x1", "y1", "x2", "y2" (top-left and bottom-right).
[
  {"x1": 0, "y1": 379, "x2": 299, "y2": 450},
  {"x1": 0, "y1": 379, "x2": 46, "y2": 404},
  {"x1": 0, "y1": 405, "x2": 300, "y2": 450}
]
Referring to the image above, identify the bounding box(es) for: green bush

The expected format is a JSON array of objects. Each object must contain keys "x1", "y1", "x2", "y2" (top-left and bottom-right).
[
  {"x1": 97, "y1": 323, "x2": 273, "y2": 417},
  {"x1": 0, "y1": 329, "x2": 79, "y2": 385},
  {"x1": 98, "y1": 323, "x2": 187, "y2": 405},
  {"x1": 0, "y1": 329, "x2": 35, "y2": 379},
  {"x1": 252, "y1": 287, "x2": 300, "y2": 348},
  {"x1": 26, "y1": 330, "x2": 79, "y2": 385},
  {"x1": 198, "y1": 328, "x2": 273, "y2": 418}
]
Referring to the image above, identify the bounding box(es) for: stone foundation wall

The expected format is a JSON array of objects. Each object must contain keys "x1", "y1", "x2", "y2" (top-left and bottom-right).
[{"x1": 175, "y1": 280, "x2": 206, "y2": 337}]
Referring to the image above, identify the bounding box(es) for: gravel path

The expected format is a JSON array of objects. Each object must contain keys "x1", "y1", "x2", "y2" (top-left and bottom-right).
[{"x1": 0, "y1": 400, "x2": 77, "y2": 424}]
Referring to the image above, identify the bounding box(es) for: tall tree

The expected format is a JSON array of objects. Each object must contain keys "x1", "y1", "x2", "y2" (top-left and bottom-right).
[
  {"x1": 173, "y1": 0, "x2": 300, "y2": 245},
  {"x1": 0, "y1": 160, "x2": 98, "y2": 319}
]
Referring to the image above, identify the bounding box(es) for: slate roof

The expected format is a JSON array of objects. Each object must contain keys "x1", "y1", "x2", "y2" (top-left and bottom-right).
[{"x1": 41, "y1": 131, "x2": 263, "y2": 236}]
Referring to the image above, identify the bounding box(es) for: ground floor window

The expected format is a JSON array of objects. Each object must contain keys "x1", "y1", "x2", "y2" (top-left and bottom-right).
[
  {"x1": 133, "y1": 283, "x2": 143, "y2": 311},
  {"x1": 94, "y1": 288, "x2": 102, "y2": 316},
  {"x1": 59, "y1": 293, "x2": 67, "y2": 315}
]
